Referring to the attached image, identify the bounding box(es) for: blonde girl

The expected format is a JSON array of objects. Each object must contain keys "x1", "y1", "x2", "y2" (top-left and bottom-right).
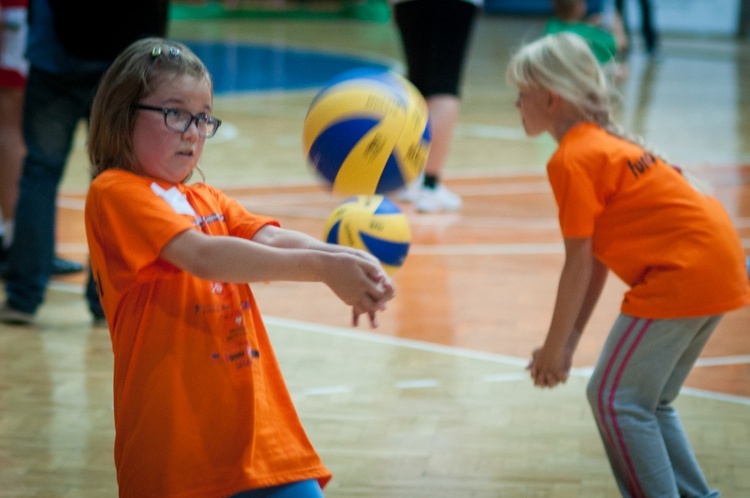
[
  {"x1": 86, "y1": 38, "x2": 395, "y2": 498},
  {"x1": 506, "y1": 32, "x2": 749, "y2": 497}
]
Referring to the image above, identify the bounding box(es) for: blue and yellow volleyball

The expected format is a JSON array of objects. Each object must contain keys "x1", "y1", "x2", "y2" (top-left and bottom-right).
[
  {"x1": 323, "y1": 195, "x2": 412, "y2": 274},
  {"x1": 303, "y1": 68, "x2": 431, "y2": 196}
]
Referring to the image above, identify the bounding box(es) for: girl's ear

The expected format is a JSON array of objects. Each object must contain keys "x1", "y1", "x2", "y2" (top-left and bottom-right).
[{"x1": 547, "y1": 91, "x2": 561, "y2": 110}]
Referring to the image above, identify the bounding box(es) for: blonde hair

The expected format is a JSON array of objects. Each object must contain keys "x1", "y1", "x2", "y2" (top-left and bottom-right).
[
  {"x1": 88, "y1": 38, "x2": 213, "y2": 178},
  {"x1": 506, "y1": 32, "x2": 616, "y2": 129},
  {"x1": 505, "y1": 32, "x2": 667, "y2": 160}
]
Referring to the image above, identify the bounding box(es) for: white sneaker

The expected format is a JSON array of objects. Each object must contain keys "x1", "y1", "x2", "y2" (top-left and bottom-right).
[
  {"x1": 395, "y1": 173, "x2": 425, "y2": 203},
  {"x1": 415, "y1": 184, "x2": 462, "y2": 213}
]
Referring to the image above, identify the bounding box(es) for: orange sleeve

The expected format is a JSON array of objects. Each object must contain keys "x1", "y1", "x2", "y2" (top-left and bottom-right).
[
  {"x1": 547, "y1": 145, "x2": 606, "y2": 238},
  {"x1": 86, "y1": 170, "x2": 194, "y2": 308}
]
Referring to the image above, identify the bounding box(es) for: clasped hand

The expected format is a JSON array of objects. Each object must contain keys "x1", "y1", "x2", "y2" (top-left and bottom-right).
[
  {"x1": 527, "y1": 345, "x2": 573, "y2": 389},
  {"x1": 325, "y1": 251, "x2": 396, "y2": 328}
]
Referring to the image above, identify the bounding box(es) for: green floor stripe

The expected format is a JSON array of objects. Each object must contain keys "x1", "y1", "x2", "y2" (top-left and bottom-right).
[{"x1": 169, "y1": 1, "x2": 391, "y2": 22}]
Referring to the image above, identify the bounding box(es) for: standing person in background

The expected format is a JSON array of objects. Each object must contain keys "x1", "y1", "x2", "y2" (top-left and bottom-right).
[
  {"x1": 0, "y1": 0, "x2": 27, "y2": 262},
  {"x1": 506, "y1": 32, "x2": 749, "y2": 497},
  {"x1": 0, "y1": 0, "x2": 85, "y2": 277},
  {"x1": 545, "y1": 0, "x2": 628, "y2": 82},
  {"x1": 0, "y1": 0, "x2": 169, "y2": 326},
  {"x1": 615, "y1": 0, "x2": 659, "y2": 55},
  {"x1": 546, "y1": 0, "x2": 627, "y2": 62},
  {"x1": 391, "y1": 0, "x2": 481, "y2": 213}
]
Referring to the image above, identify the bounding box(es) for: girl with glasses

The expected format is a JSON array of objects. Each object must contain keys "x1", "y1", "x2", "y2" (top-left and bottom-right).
[{"x1": 85, "y1": 37, "x2": 395, "y2": 498}]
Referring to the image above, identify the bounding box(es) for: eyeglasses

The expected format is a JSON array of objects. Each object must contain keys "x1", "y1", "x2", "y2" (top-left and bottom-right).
[{"x1": 135, "y1": 104, "x2": 222, "y2": 138}]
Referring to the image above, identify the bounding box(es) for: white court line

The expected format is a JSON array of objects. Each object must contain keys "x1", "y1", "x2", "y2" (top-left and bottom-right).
[
  {"x1": 59, "y1": 169, "x2": 554, "y2": 199},
  {"x1": 695, "y1": 355, "x2": 750, "y2": 367},
  {"x1": 267, "y1": 316, "x2": 750, "y2": 406},
  {"x1": 54, "y1": 238, "x2": 744, "y2": 257},
  {"x1": 303, "y1": 386, "x2": 352, "y2": 396},
  {"x1": 265, "y1": 315, "x2": 530, "y2": 368},
  {"x1": 232, "y1": 192, "x2": 332, "y2": 206},
  {"x1": 56, "y1": 178, "x2": 551, "y2": 215},
  {"x1": 451, "y1": 181, "x2": 551, "y2": 197},
  {"x1": 570, "y1": 367, "x2": 594, "y2": 377},
  {"x1": 409, "y1": 242, "x2": 563, "y2": 256},
  {"x1": 483, "y1": 372, "x2": 531, "y2": 383},
  {"x1": 229, "y1": 180, "x2": 552, "y2": 206},
  {"x1": 456, "y1": 124, "x2": 531, "y2": 141},
  {"x1": 681, "y1": 387, "x2": 750, "y2": 407},
  {"x1": 395, "y1": 379, "x2": 441, "y2": 389},
  {"x1": 46, "y1": 282, "x2": 750, "y2": 406}
]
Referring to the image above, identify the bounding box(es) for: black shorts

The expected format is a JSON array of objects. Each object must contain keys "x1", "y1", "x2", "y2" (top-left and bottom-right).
[{"x1": 393, "y1": 0, "x2": 479, "y2": 97}]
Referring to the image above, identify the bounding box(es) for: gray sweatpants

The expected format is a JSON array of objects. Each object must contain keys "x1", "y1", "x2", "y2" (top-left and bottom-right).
[{"x1": 586, "y1": 314, "x2": 722, "y2": 498}]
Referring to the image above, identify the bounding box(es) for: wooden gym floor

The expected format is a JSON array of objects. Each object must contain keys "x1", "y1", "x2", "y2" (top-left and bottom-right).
[{"x1": 1, "y1": 10, "x2": 749, "y2": 498}]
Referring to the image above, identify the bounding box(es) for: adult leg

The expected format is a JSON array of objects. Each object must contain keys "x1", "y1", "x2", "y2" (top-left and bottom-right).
[
  {"x1": 86, "y1": 265, "x2": 105, "y2": 322},
  {"x1": 423, "y1": 95, "x2": 460, "y2": 179},
  {"x1": 0, "y1": 80, "x2": 84, "y2": 278},
  {"x1": 392, "y1": 0, "x2": 432, "y2": 202},
  {"x1": 0, "y1": 86, "x2": 25, "y2": 251},
  {"x1": 638, "y1": 0, "x2": 658, "y2": 53},
  {"x1": 614, "y1": 0, "x2": 630, "y2": 41},
  {"x1": 586, "y1": 314, "x2": 720, "y2": 497},
  {"x1": 418, "y1": 0, "x2": 477, "y2": 213},
  {"x1": 418, "y1": 0, "x2": 475, "y2": 182},
  {"x1": 393, "y1": 0, "x2": 478, "y2": 212},
  {"x1": 616, "y1": 0, "x2": 658, "y2": 53},
  {"x1": 3, "y1": 68, "x2": 100, "y2": 317},
  {"x1": 0, "y1": 4, "x2": 28, "y2": 253}
]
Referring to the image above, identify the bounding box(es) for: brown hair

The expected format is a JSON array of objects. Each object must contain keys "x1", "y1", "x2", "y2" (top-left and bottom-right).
[
  {"x1": 552, "y1": 0, "x2": 585, "y2": 21},
  {"x1": 88, "y1": 38, "x2": 212, "y2": 177}
]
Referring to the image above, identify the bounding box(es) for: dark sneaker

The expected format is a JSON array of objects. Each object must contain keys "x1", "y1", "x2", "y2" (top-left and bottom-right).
[
  {"x1": 0, "y1": 302, "x2": 34, "y2": 325},
  {"x1": 52, "y1": 257, "x2": 84, "y2": 276}
]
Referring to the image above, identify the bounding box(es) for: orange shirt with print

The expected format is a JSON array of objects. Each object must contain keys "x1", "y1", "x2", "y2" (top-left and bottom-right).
[
  {"x1": 85, "y1": 169, "x2": 331, "y2": 498},
  {"x1": 548, "y1": 123, "x2": 750, "y2": 319}
]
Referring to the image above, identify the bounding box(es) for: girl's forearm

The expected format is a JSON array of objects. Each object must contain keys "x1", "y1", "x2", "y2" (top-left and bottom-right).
[
  {"x1": 544, "y1": 238, "x2": 596, "y2": 352},
  {"x1": 162, "y1": 229, "x2": 331, "y2": 284}
]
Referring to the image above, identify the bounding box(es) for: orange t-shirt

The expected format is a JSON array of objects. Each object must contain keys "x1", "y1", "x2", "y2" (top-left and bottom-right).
[
  {"x1": 548, "y1": 123, "x2": 750, "y2": 318},
  {"x1": 85, "y1": 169, "x2": 331, "y2": 498}
]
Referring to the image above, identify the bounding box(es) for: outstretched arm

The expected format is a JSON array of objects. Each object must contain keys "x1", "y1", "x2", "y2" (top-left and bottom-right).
[
  {"x1": 160, "y1": 227, "x2": 395, "y2": 327},
  {"x1": 251, "y1": 225, "x2": 396, "y2": 326},
  {"x1": 252, "y1": 224, "x2": 385, "y2": 267},
  {"x1": 529, "y1": 237, "x2": 608, "y2": 388}
]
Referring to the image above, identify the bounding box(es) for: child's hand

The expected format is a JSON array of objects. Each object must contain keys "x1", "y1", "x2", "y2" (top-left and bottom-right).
[
  {"x1": 527, "y1": 345, "x2": 569, "y2": 388},
  {"x1": 351, "y1": 275, "x2": 396, "y2": 328},
  {"x1": 324, "y1": 253, "x2": 396, "y2": 327}
]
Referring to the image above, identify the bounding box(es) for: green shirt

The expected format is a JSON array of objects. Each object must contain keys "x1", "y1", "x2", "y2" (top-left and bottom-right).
[{"x1": 544, "y1": 19, "x2": 617, "y2": 64}]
